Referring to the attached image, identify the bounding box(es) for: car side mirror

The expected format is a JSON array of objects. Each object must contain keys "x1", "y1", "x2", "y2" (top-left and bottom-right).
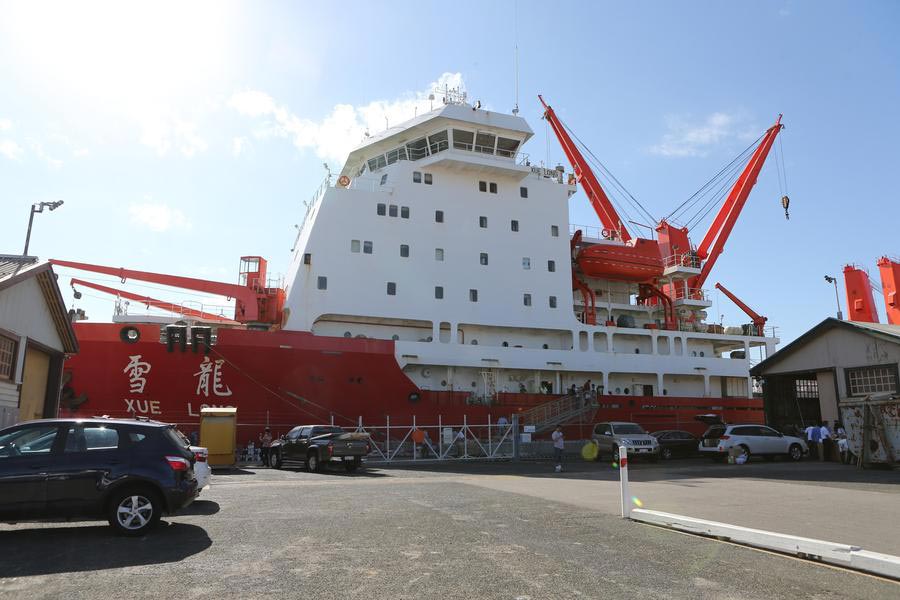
[
  {"x1": 604, "y1": 432, "x2": 612, "y2": 436},
  {"x1": 777, "y1": 432, "x2": 784, "y2": 437}
]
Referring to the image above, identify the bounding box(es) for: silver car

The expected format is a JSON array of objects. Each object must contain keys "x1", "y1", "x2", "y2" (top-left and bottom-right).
[{"x1": 592, "y1": 421, "x2": 660, "y2": 462}]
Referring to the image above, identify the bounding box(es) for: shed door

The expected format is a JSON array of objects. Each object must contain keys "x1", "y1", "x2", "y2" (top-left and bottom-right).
[{"x1": 19, "y1": 347, "x2": 50, "y2": 421}]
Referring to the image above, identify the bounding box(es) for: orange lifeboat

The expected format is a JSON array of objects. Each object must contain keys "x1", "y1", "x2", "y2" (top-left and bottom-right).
[{"x1": 576, "y1": 237, "x2": 664, "y2": 283}]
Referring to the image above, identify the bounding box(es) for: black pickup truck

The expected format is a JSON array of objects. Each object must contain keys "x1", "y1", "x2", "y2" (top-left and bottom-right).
[{"x1": 269, "y1": 425, "x2": 370, "y2": 472}]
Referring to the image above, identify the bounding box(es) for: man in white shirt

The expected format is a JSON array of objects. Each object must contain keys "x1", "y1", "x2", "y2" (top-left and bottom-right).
[{"x1": 551, "y1": 425, "x2": 565, "y2": 472}]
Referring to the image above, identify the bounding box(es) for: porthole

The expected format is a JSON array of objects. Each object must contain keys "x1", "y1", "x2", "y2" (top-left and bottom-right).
[
  {"x1": 408, "y1": 392, "x2": 421, "y2": 403},
  {"x1": 542, "y1": 343, "x2": 549, "y2": 349},
  {"x1": 663, "y1": 389, "x2": 668, "y2": 395},
  {"x1": 471, "y1": 381, "x2": 477, "y2": 387},
  {"x1": 471, "y1": 339, "x2": 478, "y2": 345},
  {"x1": 502, "y1": 341, "x2": 509, "y2": 347},
  {"x1": 699, "y1": 351, "x2": 705, "y2": 357},
  {"x1": 634, "y1": 348, "x2": 640, "y2": 354},
  {"x1": 624, "y1": 387, "x2": 630, "y2": 394},
  {"x1": 344, "y1": 332, "x2": 352, "y2": 338},
  {"x1": 120, "y1": 326, "x2": 140, "y2": 343},
  {"x1": 391, "y1": 335, "x2": 399, "y2": 341},
  {"x1": 440, "y1": 380, "x2": 447, "y2": 386}
]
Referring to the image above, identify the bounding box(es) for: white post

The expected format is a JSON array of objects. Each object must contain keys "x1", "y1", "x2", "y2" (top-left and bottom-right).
[
  {"x1": 386, "y1": 415, "x2": 391, "y2": 461},
  {"x1": 463, "y1": 414, "x2": 468, "y2": 459},
  {"x1": 412, "y1": 414, "x2": 417, "y2": 461},
  {"x1": 619, "y1": 446, "x2": 631, "y2": 518},
  {"x1": 438, "y1": 414, "x2": 443, "y2": 460},
  {"x1": 488, "y1": 413, "x2": 492, "y2": 458}
]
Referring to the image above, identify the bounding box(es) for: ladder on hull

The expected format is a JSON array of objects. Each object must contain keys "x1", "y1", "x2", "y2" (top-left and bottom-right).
[{"x1": 519, "y1": 391, "x2": 598, "y2": 433}]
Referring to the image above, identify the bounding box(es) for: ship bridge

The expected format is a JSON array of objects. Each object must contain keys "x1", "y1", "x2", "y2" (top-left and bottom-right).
[{"x1": 340, "y1": 103, "x2": 535, "y2": 181}]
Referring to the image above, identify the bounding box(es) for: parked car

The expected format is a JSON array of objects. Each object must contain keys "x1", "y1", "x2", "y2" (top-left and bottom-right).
[
  {"x1": 191, "y1": 446, "x2": 211, "y2": 491},
  {"x1": 699, "y1": 423, "x2": 808, "y2": 462},
  {"x1": 0, "y1": 417, "x2": 199, "y2": 535},
  {"x1": 591, "y1": 422, "x2": 659, "y2": 462},
  {"x1": 651, "y1": 430, "x2": 700, "y2": 459},
  {"x1": 269, "y1": 425, "x2": 370, "y2": 472}
]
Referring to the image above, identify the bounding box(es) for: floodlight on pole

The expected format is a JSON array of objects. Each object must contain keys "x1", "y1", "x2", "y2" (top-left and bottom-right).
[
  {"x1": 824, "y1": 275, "x2": 843, "y2": 320},
  {"x1": 23, "y1": 200, "x2": 64, "y2": 256}
]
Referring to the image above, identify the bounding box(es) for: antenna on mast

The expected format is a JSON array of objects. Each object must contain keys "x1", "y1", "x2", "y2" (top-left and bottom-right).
[{"x1": 512, "y1": 0, "x2": 520, "y2": 115}]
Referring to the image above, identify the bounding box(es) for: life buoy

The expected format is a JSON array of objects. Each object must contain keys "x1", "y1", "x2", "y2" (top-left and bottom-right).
[
  {"x1": 601, "y1": 228, "x2": 611, "y2": 239},
  {"x1": 338, "y1": 175, "x2": 351, "y2": 187}
]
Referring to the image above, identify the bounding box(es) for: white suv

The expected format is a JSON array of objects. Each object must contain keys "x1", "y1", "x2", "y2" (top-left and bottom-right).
[{"x1": 699, "y1": 424, "x2": 807, "y2": 462}]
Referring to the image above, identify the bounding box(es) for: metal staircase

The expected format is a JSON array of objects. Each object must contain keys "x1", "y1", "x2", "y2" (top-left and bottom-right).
[{"x1": 519, "y1": 392, "x2": 598, "y2": 433}]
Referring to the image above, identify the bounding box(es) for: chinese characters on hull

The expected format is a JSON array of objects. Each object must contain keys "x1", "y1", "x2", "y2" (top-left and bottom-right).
[{"x1": 120, "y1": 354, "x2": 235, "y2": 417}]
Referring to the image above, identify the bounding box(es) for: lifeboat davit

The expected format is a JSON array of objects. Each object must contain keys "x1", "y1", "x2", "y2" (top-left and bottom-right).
[{"x1": 576, "y1": 237, "x2": 664, "y2": 282}]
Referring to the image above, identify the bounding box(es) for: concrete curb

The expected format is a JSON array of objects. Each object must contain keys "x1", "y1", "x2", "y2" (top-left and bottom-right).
[{"x1": 630, "y1": 508, "x2": 900, "y2": 581}]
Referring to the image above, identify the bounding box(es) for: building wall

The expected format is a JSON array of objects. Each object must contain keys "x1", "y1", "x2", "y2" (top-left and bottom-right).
[
  {"x1": 816, "y1": 370, "x2": 839, "y2": 423},
  {"x1": 0, "y1": 277, "x2": 64, "y2": 353}
]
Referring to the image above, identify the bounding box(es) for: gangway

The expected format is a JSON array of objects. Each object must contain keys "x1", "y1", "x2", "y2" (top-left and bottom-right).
[{"x1": 518, "y1": 392, "x2": 597, "y2": 433}]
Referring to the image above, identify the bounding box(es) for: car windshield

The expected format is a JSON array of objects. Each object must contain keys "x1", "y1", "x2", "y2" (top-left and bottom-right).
[
  {"x1": 612, "y1": 424, "x2": 645, "y2": 435},
  {"x1": 312, "y1": 427, "x2": 347, "y2": 437}
]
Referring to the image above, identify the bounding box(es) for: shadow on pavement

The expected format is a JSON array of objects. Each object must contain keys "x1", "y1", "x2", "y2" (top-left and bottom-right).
[
  {"x1": 211, "y1": 467, "x2": 257, "y2": 475},
  {"x1": 274, "y1": 466, "x2": 391, "y2": 478},
  {"x1": 179, "y1": 500, "x2": 220, "y2": 516},
  {"x1": 0, "y1": 521, "x2": 212, "y2": 578}
]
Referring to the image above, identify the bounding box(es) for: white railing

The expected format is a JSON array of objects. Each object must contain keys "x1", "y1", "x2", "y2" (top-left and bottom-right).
[
  {"x1": 663, "y1": 252, "x2": 701, "y2": 269},
  {"x1": 672, "y1": 287, "x2": 710, "y2": 301}
]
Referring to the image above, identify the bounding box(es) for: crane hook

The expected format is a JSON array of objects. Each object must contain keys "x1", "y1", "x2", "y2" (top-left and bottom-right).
[{"x1": 781, "y1": 195, "x2": 790, "y2": 220}]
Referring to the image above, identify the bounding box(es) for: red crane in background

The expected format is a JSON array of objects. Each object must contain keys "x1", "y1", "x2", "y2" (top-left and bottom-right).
[{"x1": 714, "y1": 282, "x2": 767, "y2": 335}]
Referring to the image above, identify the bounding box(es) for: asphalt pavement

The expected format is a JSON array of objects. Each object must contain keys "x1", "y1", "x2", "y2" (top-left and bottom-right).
[{"x1": 1, "y1": 459, "x2": 898, "y2": 599}]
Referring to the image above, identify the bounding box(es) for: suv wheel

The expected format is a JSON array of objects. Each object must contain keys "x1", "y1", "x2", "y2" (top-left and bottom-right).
[
  {"x1": 306, "y1": 451, "x2": 321, "y2": 472},
  {"x1": 788, "y1": 444, "x2": 803, "y2": 461},
  {"x1": 661, "y1": 447, "x2": 673, "y2": 460},
  {"x1": 108, "y1": 488, "x2": 162, "y2": 536},
  {"x1": 738, "y1": 444, "x2": 751, "y2": 462},
  {"x1": 270, "y1": 450, "x2": 282, "y2": 469}
]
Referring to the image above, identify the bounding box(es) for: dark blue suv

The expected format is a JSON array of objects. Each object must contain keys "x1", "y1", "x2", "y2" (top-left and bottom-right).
[{"x1": 0, "y1": 418, "x2": 199, "y2": 535}]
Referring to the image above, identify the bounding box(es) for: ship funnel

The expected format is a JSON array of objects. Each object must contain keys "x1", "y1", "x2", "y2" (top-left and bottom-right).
[
  {"x1": 842, "y1": 264, "x2": 880, "y2": 323},
  {"x1": 877, "y1": 256, "x2": 900, "y2": 325}
]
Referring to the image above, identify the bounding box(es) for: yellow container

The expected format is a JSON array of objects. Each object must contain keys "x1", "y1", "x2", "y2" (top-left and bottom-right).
[{"x1": 199, "y1": 407, "x2": 237, "y2": 467}]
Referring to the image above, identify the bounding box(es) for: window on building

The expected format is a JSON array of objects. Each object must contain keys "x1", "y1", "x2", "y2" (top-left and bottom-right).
[
  {"x1": 794, "y1": 378, "x2": 819, "y2": 399},
  {"x1": 479, "y1": 181, "x2": 487, "y2": 192},
  {"x1": 389, "y1": 205, "x2": 398, "y2": 217},
  {"x1": 520, "y1": 187, "x2": 528, "y2": 198},
  {"x1": 401, "y1": 206, "x2": 409, "y2": 219},
  {"x1": 435, "y1": 210, "x2": 444, "y2": 223},
  {"x1": 317, "y1": 276, "x2": 327, "y2": 290},
  {"x1": 400, "y1": 244, "x2": 409, "y2": 257},
  {"x1": 548, "y1": 260, "x2": 556, "y2": 272},
  {"x1": 479, "y1": 216, "x2": 488, "y2": 228},
  {"x1": 511, "y1": 220, "x2": 519, "y2": 232},
  {"x1": 363, "y1": 241, "x2": 373, "y2": 254},
  {"x1": 551, "y1": 225, "x2": 559, "y2": 237},
  {"x1": 303, "y1": 253, "x2": 311, "y2": 265},
  {"x1": 413, "y1": 171, "x2": 422, "y2": 183},
  {"x1": 351, "y1": 240, "x2": 361, "y2": 253},
  {"x1": 387, "y1": 282, "x2": 396, "y2": 296},
  {"x1": 523, "y1": 294, "x2": 532, "y2": 307},
  {"x1": 380, "y1": 174, "x2": 388, "y2": 185},
  {"x1": 0, "y1": 335, "x2": 16, "y2": 380},
  {"x1": 522, "y1": 257, "x2": 531, "y2": 270},
  {"x1": 434, "y1": 286, "x2": 444, "y2": 299},
  {"x1": 489, "y1": 182, "x2": 498, "y2": 194},
  {"x1": 435, "y1": 248, "x2": 444, "y2": 261},
  {"x1": 424, "y1": 173, "x2": 433, "y2": 185},
  {"x1": 377, "y1": 203, "x2": 386, "y2": 216},
  {"x1": 847, "y1": 365, "x2": 898, "y2": 396},
  {"x1": 479, "y1": 253, "x2": 489, "y2": 266},
  {"x1": 469, "y1": 289, "x2": 478, "y2": 302},
  {"x1": 549, "y1": 296, "x2": 557, "y2": 308}
]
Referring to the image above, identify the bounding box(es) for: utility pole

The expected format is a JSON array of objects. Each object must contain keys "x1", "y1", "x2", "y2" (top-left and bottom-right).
[
  {"x1": 824, "y1": 275, "x2": 843, "y2": 320},
  {"x1": 23, "y1": 200, "x2": 64, "y2": 255}
]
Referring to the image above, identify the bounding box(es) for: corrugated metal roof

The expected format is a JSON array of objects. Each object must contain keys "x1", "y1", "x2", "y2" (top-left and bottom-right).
[
  {"x1": 0, "y1": 254, "x2": 40, "y2": 282},
  {"x1": 842, "y1": 320, "x2": 900, "y2": 339}
]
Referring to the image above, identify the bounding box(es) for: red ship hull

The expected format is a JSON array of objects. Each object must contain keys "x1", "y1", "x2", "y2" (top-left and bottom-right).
[{"x1": 61, "y1": 323, "x2": 763, "y2": 444}]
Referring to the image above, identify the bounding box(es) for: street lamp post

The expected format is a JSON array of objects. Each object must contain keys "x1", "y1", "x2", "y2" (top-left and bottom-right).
[
  {"x1": 23, "y1": 200, "x2": 64, "y2": 256},
  {"x1": 824, "y1": 275, "x2": 843, "y2": 320}
]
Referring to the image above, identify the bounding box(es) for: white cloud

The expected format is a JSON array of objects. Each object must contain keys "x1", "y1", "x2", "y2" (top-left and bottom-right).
[
  {"x1": 73, "y1": 147, "x2": 91, "y2": 158},
  {"x1": 229, "y1": 72, "x2": 466, "y2": 164},
  {"x1": 128, "y1": 202, "x2": 192, "y2": 232},
  {"x1": 649, "y1": 112, "x2": 755, "y2": 158},
  {"x1": 0, "y1": 139, "x2": 24, "y2": 160},
  {"x1": 140, "y1": 118, "x2": 208, "y2": 158},
  {"x1": 28, "y1": 139, "x2": 63, "y2": 168},
  {"x1": 0, "y1": 118, "x2": 11, "y2": 131},
  {"x1": 232, "y1": 136, "x2": 249, "y2": 157}
]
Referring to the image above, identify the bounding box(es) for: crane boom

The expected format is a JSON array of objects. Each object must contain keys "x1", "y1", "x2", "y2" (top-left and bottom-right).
[
  {"x1": 539, "y1": 95, "x2": 632, "y2": 242},
  {"x1": 693, "y1": 116, "x2": 784, "y2": 288},
  {"x1": 51, "y1": 259, "x2": 261, "y2": 322},
  {"x1": 715, "y1": 282, "x2": 767, "y2": 335},
  {"x1": 70, "y1": 278, "x2": 238, "y2": 323}
]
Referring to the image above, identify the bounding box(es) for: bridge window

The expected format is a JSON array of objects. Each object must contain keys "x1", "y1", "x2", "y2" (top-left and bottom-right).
[
  {"x1": 496, "y1": 137, "x2": 520, "y2": 158},
  {"x1": 428, "y1": 130, "x2": 449, "y2": 154},
  {"x1": 407, "y1": 137, "x2": 428, "y2": 160},
  {"x1": 386, "y1": 147, "x2": 407, "y2": 164},
  {"x1": 453, "y1": 129, "x2": 473, "y2": 151},
  {"x1": 475, "y1": 132, "x2": 496, "y2": 154}
]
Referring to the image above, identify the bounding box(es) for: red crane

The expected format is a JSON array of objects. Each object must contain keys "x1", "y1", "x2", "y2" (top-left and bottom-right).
[
  {"x1": 69, "y1": 278, "x2": 238, "y2": 323},
  {"x1": 715, "y1": 282, "x2": 767, "y2": 335}
]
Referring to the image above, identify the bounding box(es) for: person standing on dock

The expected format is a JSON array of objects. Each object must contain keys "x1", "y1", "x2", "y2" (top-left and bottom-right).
[
  {"x1": 259, "y1": 427, "x2": 273, "y2": 467},
  {"x1": 552, "y1": 425, "x2": 565, "y2": 472}
]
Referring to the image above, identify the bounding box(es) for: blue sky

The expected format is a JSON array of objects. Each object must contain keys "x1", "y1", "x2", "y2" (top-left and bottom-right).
[{"x1": 1, "y1": 0, "x2": 898, "y2": 345}]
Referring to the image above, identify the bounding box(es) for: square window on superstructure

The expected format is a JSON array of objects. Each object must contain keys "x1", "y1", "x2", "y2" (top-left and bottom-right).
[
  {"x1": 389, "y1": 205, "x2": 398, "y2": 217},
  {"x1": 520, "y1": 187, "x2": 528, "y2": 198},
  {"x1": 400, "y1": 244, "x2": 409, "y2": 257},
  {"x1": 424, "y1": 173, "x2": 433, "y2": 185},
  {"x1": 387, "y1": 282, "x2": 396, "y2": 296},
  {"x1": 523, "y1": 294, "x2": 532, "y2": 307},
  {"x1": 435, "y1": 286, "x2": 444, "y2": 299},
  {"x1": 317, "y1": 276, "x2": 327, "y2": 290},
  {"x1": 413, "y1": 171, "x2": 422, "y2": 183},
  {"x1": 363, "y1": 241, "x2": 373, "y2": 254},
  {"x1": 479, "y1": 181, "x2": 487, "y2": 193},
  {"x1": 469, "y1": 289, "x2": 478, "y2": 302},
  {"x1": 489, "y1": 182, "x2": 497, "y2": 194},
  {"x1": 377, "y1": 203, "x2": 386, "y2": 216},
  {"x1": 380, "y1": 174, "x2": 388, "y2": 185},
  {"x1": 511, "y1": 220, "x2": 519, "y2": 232},
  {"x1": 548, "y1": 260, "x2": 556, "y2": 272},
  {"x1": 522, "y1": 257, "x2": 531, "y2": 270},
  {"x1": 549, "y1": 296, "x2": 557, "y2": 308},
  {"x1": 551, "y1": 225, "x2": 559, "y2": 237},
  {"x1": 435, "y1": 248, "x2": 444, "y2": 261},
  {"x1": 351, "y1": 240, "x2": 361, "y2": 253},
  {"x1": 435, "y1": 210, "x2": 444, "y2": 223},
  {"x1": 453, "y1": 129, "x2": 474, "y2": 151},
  {"x1": 479, "y1": 252, "x2": 488, "y2": 266},
  {"x1": 303, "y1": 253, "x2": 311, "y2": 265},
  {"x1": 401, "y1": 206, "x2": 409, "y2": 219},
  {"x1": 479, "y1": 216, "x2": 488, "y2": 228}
]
